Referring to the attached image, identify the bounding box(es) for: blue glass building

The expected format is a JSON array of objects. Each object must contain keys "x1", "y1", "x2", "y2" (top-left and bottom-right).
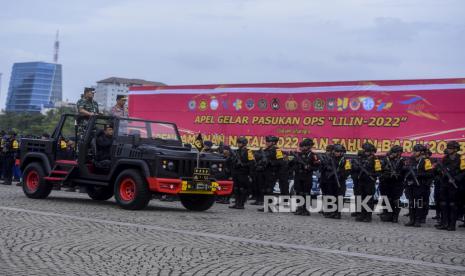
[{"x1": 6, "y1": 62, "x2": 62, "y2": 112}]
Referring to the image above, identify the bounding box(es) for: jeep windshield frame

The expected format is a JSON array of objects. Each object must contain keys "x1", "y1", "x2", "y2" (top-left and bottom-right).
[{"x1": 116, "y1": 117, "x2": 182, "y2": 145}]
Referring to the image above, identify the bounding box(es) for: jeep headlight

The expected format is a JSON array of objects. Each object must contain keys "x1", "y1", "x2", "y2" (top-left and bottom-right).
[{"x1": 162, "y1": 160, "x2": 176, "y2": 171}]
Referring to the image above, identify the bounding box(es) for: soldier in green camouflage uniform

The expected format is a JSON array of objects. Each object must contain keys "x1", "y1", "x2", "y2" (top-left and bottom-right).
[{"x1": 76, "y1": 87, "x2": 99, "y2": 139}]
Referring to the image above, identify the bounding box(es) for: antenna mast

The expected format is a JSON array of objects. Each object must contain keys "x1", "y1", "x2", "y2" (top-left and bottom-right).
[{"x1": 54, "y1": 30, "x2": 59, "y2": 63}]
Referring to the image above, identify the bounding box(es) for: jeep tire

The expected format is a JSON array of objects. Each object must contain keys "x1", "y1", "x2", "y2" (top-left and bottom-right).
[
  {"x1": 114, "y1": 169, "x2": 151, "y2": 210},
  {"x1": 22, "y1": 162, "x2": 52, "y2": 199},
  {"x1": 87, "y1": 185, "x2": 114, "y2": 201},
  {"x1": 179, "y1": 194, "x2": 215, "y2": 211}
]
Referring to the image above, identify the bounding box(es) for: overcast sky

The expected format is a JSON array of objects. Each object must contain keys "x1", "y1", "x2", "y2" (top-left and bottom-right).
[{"x1": 0, "y1": 0, "x2": 464, "y2": 108}]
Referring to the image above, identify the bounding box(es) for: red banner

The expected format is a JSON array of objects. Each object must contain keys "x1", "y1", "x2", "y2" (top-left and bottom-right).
[{"x1": 129, "y1": 78, "x2": 465, "y2": 154}]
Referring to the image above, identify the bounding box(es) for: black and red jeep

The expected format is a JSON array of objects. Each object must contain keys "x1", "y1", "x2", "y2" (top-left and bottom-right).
[{"x1": 20, "y1": 114, "x2": 233, "y2": 211}]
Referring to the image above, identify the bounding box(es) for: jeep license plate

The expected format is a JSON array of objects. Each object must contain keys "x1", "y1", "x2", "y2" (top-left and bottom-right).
[{"x1": 181, "y1": 168, "x2": 213, "y2": 193}]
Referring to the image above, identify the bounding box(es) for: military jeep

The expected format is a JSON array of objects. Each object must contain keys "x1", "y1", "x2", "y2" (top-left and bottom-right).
[{"x1": 19, "y1": 114, "x2": 233, "y2": 211}]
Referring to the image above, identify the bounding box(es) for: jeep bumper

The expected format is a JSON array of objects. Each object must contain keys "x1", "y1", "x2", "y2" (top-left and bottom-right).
[{"x1": 146, "y1": 177, "x2": 233, "y2": 196}]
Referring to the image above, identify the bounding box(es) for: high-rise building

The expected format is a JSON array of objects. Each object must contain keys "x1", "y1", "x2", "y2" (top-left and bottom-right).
[
  {"x1": 5, "y1": 62, "x2": 62, "y2": 112},
  {"x1": 94, "y1": 77, "x2": 164, "y2": 112}
]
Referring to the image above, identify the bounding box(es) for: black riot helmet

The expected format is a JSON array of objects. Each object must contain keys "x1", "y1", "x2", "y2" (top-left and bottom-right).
[
  {"x1": 389, "y1": 145, "x2": 403, "y2": 154},
  {"x1": 446, "y1": 141, "x2": 460, "y2": 151},
  {"x1": 333, "y1": 144, "x2": 345, "y2": 153},
  {"x1": 362, "y1": 142, "x2": 377, "y2": 153},
  {"x1": 299, "y1": 138, "x2": 314, "y2": 148},
  {"x1": 265, "y1": 135, "x2": 274, "y2": 143},
  {"x1": 326, "y1": 144, "x2": 335, "y2": 153},
  {"x1": 413, "y1": 144, "x2": 426, "y2": 153},
  {"x1": 237, "y1": 137, "x2": 248, "y2": 146}
]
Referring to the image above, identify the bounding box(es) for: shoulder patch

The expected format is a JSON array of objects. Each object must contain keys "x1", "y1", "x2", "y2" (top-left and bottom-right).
[
  {"x1": 345, "y1": 159, "x2": 352, "y2": 170},
  {"x1": 12, "y1": 140, "x2": 19, "y2": 150},
  {"x1": 424, "y1": 159, "x2": 432, "y2": 170},
  {"x1": 247, "y1": 150, "x2": 254, "y2": 161},
  {"x1": 460, "y1": 157, "x2": 465, "y2": 170},
  {"x1": 276, "y1": 149, "x2": 283, "y2": 159},
  {"x1": 374, "y1": 159, "x2": 382, "y2": 171},
  {"x1": 60, "y1": 140, "x2": 67, "y2": 149}
]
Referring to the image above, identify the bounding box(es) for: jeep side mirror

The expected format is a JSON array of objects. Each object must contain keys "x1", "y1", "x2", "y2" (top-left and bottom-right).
[{"x1": 132, "y1": 133, "x2": 141, "y2": 146}]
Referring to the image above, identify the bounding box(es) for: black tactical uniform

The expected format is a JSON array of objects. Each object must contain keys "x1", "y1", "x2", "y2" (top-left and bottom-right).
[
  {"x1": 1, "y1": 131, "x2": 19, "y2": 185},
  {"x1": 0, "y1": 130, "x2": 5, "y2": 180},
  {"x1": 404, "y1": 144, "x2": 434, "y2": 227},
  {"x1": 215, "y1": 145, "x2": 233, "y2": 204},
  {"x1": 379, "y1": 145, "x2": 406, "y2": 223},
  {"x1": 319, "y1": 144, "x2": 334, "y2": 207},
  {"x1": 350, "y1": 150, "x2": 364, "y2": 217},
  {"x1": 251, "y1": 148, "x2": 267, "y2": 205},
  {"x1": 289, "y1": 138, "x2": 320, "y2": 216},
  {"x1": 320, "y1": 144, "x2": 351, "y2": 219},
  {"x1": 435, "y1": 141, "x2": 465, "y2": 231},
  {"x1": 258, "y1": 136, "x2": 283, "y2": 212},
  {"x1": 229, "y1": 137, "x2": 255, "y2": 209},
  {"x1": 353, "y1": 143, "x2": 381, "y2": 222}
]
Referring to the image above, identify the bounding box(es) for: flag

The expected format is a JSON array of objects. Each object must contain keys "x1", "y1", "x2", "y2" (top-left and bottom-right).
[{"x1": 194, "y1": 133, "x2": 204, "y2": 151}]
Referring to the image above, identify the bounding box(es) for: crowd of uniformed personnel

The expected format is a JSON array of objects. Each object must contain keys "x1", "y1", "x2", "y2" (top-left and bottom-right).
[{"x1": 207, "y1": 136, "x2": 465, "y2": 231}]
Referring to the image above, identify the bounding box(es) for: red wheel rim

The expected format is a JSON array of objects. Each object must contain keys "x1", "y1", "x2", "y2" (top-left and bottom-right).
[
  {"x1": 26, "y1": 170, "x2": 39, "y2": 192},
  {"x1": 119, "y1": 178, "x2": 136, "y2": 202}
]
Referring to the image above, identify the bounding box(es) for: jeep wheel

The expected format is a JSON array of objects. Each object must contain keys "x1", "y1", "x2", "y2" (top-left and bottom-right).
[
  {"x1": 179, "y1": 194, "x2": 215, "y2": 211},
  {"x1": 22, "y1": 162, "x2": 52, "y2": 199},
  {"x1": 114, "y1": 169, "x2": 151, "y2": 210},
  {"x1": 87, "y1": 185, "x2": 113, "y2": 201}
]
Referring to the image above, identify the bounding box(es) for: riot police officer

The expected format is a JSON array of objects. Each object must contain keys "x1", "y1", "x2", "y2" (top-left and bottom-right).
[
  {"x1": 258, "y1": 135, "x2": 283, "y2": 212},
  {"x1": 229, "y1": 137, "x2": 255, "y2": 209},
  {"x1": 1, "y1": 131, "x2": 19, "y2": 185},
  {"x1": 251, "y1": 148, "x2": 267, "y2": 205},
  {"x1": 379, "y1": 145, "x2": 406, "y2": 223},
  {"x1": 319, "y1": 144, "x2": 334, "y2": 211},
  {"x1": 434, "y1": 141, "x2": 465, "y2": 231},
  {"x1": 353, "y1": 143, "x2": 381, "y2": 222},
  {"x1": 320, "y1": 144, "x2": 351, "y2": 219},
  {"x1": 404, "y1": 144, "x2": 434, "y2": 227},
  {"x1": 290, "y1": 138, "x2": 320, "y2": 216}
]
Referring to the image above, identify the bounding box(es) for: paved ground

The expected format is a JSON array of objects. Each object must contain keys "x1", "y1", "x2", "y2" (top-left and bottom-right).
[{"x1": 0, "y1": 184, "x2": 464, "y2": 276}]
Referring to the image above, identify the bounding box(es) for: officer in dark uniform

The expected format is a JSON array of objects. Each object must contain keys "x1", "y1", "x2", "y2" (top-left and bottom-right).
[
  {"x1": 229, "y1": 137, "x2": 255, "y2": 209},
  {"x1": 435, "y1": 141, "x2": 465, "y2": 231},
  {"x1": 350, "y1": 150, "x2": 364, "y2": 217},
  {"x1": 319, "y1": 144, "x2": 334, "y2": 212},
  {"x1": 379, "y1": 145, "x2": 406, "y2": 223},
  {"x1": 252, "y1": 147, "x2": 268, "y2": 206},
  {"x1": 420, "y1": 149, "x2": 434, "y2": 223},
  {"x1": 320, "y1": 144, "x2": 351, "y2": 219},
  {"x1": 258, "y1": 135, "x2": 283, "y2": 212},
  {"x1": 290, "y1": 138, "x2": 320, "y2": 216},
  {"x1": 0, "y1": 130, "x2": 5, "y2": 180},
  {"x1": 404, "y1": 144, "x2": 434, "y2": 227},
  {"x1": 216, "y1": 145, "x2": 233, "y2": 204},
  {"x1": 1, "y1": 131, "x2": 19, "y2": 185},
  {"x1": 95, "y1": 124, "x2": 114, "y2": 170},
  {"x1": 353, "y1": 143, "x2": 381, "y2": 222}
]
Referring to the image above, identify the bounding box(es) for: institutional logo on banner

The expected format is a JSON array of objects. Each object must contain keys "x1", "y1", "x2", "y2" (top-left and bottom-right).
[
  {"x1": 301, "y1": 99, "x2": 311, "y2": 111},
  {"x1": 210, "y1": 98, "x2": 219, "y2": 110},
  {"x1": 349, "y1": 98, "x2": 361, "y2": 111},
  {"x1": 222, "y1": 99, "x2": 229, "y2": 110},
  {"x1": 337, "y1": 98, "x2": 349, "y2": 111},
  {"x1": 199, "y1": 100, "x2": 208, "y2": 111},
  {"x1": 271, "y1": 98, "x2": 280, "y2": 110},
  {"x1": 314, "y1": 98, "x2": 325, "y2": 111},
  {"x1": 188, "y1": 100, "x2": 196, "y2": 111},
  {"x1": 327, "y1": 98, "x2": 335, "y2": 111},
  {"x1": 285, "y1": 98, "x2": 298, "y2": 111},
  {"x1": 376, "y1": 100, "x2": 393, "y2": 111},
  {"x1": 233, "y1": 99, "x2": 242, "y2": 111},
  {"x1": 246, "y1": 99, "x2": 255, "y2": 110},
  {"x1": 361, "y1": 97, "x2": 375, "y2": 111},
  {"x1": 258, "y1": 99, "x2": 267, "y2": 110}
]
